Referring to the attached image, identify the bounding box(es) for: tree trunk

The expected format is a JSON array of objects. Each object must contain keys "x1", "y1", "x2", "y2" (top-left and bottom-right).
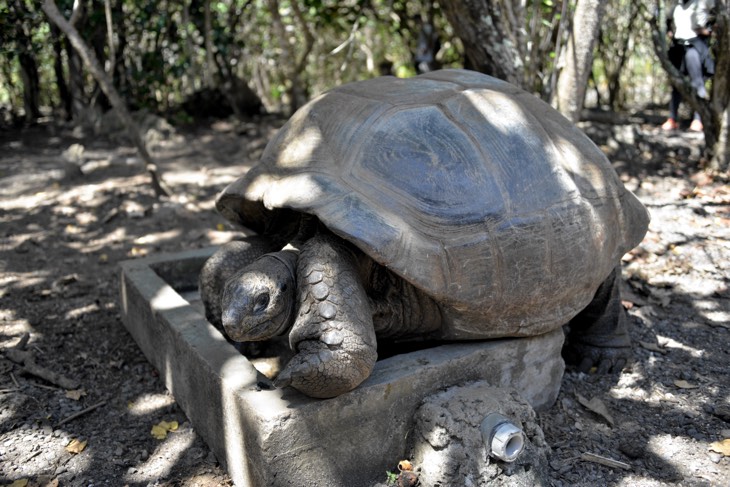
[
  {"x1": 18, "y1": 51, "x2": 41, "y2": 123},
  {"x1": 12, "y1": 0, "x2": 41, "y2": 122},
  {"x1": 42, "y1": 0, "x2": 169, "y2": 198},
  {"x1": 708, "y1": 1, "x2": 730, "y2": 173},
  {"x1": 553, "y1": 0, "x2": 606, "y2": 122},
  {"x1": 440, "y1": 0, "x2": 525, "y2": 87},
  {"x1": 50, "y1": 23, "x2": 72, "y2": 119},
  {"x1": 204, "y1": 0, "x2": 216, "y2": 87},
  {"x1": 66, "y1": 39, "x2": 87, "y2": 121}
]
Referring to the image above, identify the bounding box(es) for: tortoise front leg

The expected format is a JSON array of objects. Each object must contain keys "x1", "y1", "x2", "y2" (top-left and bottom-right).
[
  {"x1": 562, "y1": 266, "x2": 632, "y2": 373},
  {"x1": 274, "y1": 233, "x2": 377, "y2": 398}
]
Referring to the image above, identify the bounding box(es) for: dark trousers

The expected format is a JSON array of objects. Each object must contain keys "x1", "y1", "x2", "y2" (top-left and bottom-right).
[{"x1": 668, "y1": 40, "x2": 710, "y2": 121}]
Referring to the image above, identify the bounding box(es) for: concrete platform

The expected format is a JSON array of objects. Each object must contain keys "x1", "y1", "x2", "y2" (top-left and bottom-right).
[{"x1": 119, "y1": 248, "x2": 565, "y2": 487}]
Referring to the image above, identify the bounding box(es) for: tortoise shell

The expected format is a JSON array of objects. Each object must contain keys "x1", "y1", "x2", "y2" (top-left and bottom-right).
[{"x1": 216, "y1": 69, "x2": 649, "y2": 339}]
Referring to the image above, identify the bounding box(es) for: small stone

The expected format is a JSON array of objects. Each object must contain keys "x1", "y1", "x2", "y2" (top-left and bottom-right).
[{"x1": 707, "y1": 451, "x2": 722, "y2": 464}]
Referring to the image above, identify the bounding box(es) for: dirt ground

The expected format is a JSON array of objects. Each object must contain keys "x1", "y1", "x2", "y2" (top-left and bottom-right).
[{"x1": 0, "y1": 110, "x2": 728, "y2": 487}]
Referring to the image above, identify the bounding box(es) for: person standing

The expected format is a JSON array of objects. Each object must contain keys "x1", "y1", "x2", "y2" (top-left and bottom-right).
[{"x1": 661, "y1": 0, "x2": 715, "y2": 132}]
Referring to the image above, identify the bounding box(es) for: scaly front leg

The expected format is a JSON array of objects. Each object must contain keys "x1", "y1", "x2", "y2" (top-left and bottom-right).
[{"x1": 274, "y1": 233, "x2": 377, "y2": 398}]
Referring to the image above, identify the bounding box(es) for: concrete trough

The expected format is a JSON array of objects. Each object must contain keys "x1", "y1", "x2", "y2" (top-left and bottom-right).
[{"x1": 119, "y1": 248, "x2": 565, "y2": 487}]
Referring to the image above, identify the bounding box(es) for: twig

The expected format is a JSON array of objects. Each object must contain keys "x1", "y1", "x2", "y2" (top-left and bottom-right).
[
  {"x1": 580, "y1": 452, "x2": 631, "y2": 470},
  {"x1": 4, "y1": 333, "x2": 79, "y2": 390},
  {"x1": 56, "y1": 400, "x2": 107, "y2": 427},
  {"x1": 0, "y1": 388, "x2": 21, "y2": 394},
  {"x1": 10, "y1": 372, "x2": 20, "y2": 389},
  {"x1": 30, "y1": 381, "x2": 61, "y2": 391},
  {"x1": 23, "y1": 358, "x2": 79, "y2": 390}
]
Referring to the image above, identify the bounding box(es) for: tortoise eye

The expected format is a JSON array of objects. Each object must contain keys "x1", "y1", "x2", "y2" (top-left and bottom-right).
[{"x1": 253, "y1": 293, "x2": 270, "y2": 313}]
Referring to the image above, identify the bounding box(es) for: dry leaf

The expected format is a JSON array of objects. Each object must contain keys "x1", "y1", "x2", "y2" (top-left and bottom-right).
[
  {"x1": 674, "y1": 380, "x2": 699, "y2": 389},
  {"x1": 576, "y1": 394, "x2": 615, "y2": 426},
  {"x1": 65, "y1": 389, "x2": 87, "y2": 401},
  {"x1": 151, "y1": 420, "x2": 179, "y2": 440},
  {"x1": 398, "y1": 460, "x2": 413, "y2": 471},
  {"x1": 8, "y1": 480, "x2": 29, "y2": 487},
  {"x1": 129, "y1": 246, "x2": 148, "y2": 257},
  {"x1": 709, "y1": 439, "x2": 730, "y2": 456},
  {"x1": 216, "y1": 223, "x2": 226, "y2": 231},
  {"x1": 66, "y1": 438, "x2": 88, "y2": 454}
]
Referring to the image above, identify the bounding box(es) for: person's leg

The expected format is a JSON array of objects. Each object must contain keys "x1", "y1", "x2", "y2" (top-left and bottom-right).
[
  {"x1": 663, "y1": 44, "x2": 685, "y2": 130},
  {"x1": 662, "y1": 90, "x2": 681, "y2": 130},
  {"x1": 685, "y1": 47, "x2": 706, "y2": 131}
]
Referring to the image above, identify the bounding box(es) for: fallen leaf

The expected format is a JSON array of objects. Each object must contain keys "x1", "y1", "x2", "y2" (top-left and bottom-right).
[
  {"x1": 129, "y1": 246, "x2": 148, "y2": 257},
  {"x1": 65, "y1": 389, "x2": 87, "y2": 401},
  {"x1": 216, "y1": 223, "x2": 226, "y2": 231},
  {"x1": 151, "y1": 420, "x2": 179, "y2": 440},
  {"x1": 398, "y1": 460, "x2": 413, "y2": 471},
  {"x1": 8, "y1": 480, "x2": 29, "y2": 487},
  {"x1": 674, "y1": 380, "x2": 699, "y2": 389},
  {"x1": 576, "y1": 394, "x2": 614, "y2": 426},
  {"x1": 66, "y1": 438, "x2": 87, "y2": 454},
  {"x1": 709, "y1": 439, "x2": 730, "y2": 456}
]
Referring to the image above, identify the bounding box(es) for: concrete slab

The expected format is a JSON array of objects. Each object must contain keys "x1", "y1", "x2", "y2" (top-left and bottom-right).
[{"x1": 119, "y1": 248, "x2": 565, "y2": 487}]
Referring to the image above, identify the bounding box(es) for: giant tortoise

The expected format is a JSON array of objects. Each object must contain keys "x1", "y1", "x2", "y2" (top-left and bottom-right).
[{"x1": 199, "y1": 69, "x2": 650, "y2": 398}]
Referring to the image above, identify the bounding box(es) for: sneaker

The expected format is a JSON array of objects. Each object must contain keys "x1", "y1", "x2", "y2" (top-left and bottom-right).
[
  {"x1": 661, "y1": 118, "x2": 679, "y2": 130},
  {"x1": 689, "y1": 119, "x2": 703, "y2": 132}
]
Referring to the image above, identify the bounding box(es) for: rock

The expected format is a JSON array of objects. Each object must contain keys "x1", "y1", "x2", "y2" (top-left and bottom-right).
[{"x1": 410, "y1": 382, "x2": 549, "y2": 487}]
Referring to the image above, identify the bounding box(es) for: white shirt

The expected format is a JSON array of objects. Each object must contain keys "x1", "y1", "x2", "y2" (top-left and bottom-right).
[{"x1": 672, "y1": 0, "x2": 715, "y2": 40}]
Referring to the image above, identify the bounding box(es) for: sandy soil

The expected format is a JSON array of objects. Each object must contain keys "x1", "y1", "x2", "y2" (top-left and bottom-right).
[{"x1": 0, "y1": 112, "x2": 728, "y2": 486}]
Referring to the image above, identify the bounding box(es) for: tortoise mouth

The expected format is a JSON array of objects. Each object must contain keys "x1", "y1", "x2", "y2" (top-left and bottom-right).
[{"x1": 223, "y1": 302, "x2": 294, "y2": 342}]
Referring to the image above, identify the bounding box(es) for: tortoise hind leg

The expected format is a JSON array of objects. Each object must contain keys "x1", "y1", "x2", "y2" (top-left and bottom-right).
[{"x1": 562, "y1": 266, "x2": 632, "y2": 374}]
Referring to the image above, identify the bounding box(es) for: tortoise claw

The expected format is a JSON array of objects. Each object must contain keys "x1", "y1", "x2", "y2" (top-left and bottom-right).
[
  {"x1": 274, "y1": 340, "x2": 375, "y2": 398},
  {"x1": 565, "y1": 341, "x2": 632, "y2": 374}
]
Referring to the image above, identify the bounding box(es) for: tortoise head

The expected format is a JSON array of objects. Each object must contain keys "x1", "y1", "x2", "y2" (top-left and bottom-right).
[{"x1": 221, "y1": 251, "x2": 297, "y2": 342}]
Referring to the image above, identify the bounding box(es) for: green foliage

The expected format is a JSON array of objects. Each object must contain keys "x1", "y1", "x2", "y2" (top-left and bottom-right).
[
  {"x1": 593, "y1": 0, "x2": 668, "y2": 110},
  {"x1": 385, "y1": 470, "x2": 398, "y2": 485},
  {"x1": 0, "y1": 0, "x2": 670, "y2": 122}
]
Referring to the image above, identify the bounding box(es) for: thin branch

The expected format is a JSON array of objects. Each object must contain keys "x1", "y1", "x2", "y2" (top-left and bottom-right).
[{"x1": 56, "y1": 400, "x2": 107, "y2": 427}]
